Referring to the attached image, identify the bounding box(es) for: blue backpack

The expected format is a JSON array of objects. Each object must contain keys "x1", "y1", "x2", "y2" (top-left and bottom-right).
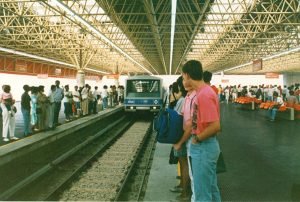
[{"x1": 154, "y1": 108, "x2": 183, "y2": 144}]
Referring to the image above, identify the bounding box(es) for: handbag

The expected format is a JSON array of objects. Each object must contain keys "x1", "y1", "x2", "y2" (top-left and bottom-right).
[
  {"x1": 169, "y1": 147, "x2": 178, "y2": 164},
  {"x1": 216, "y1": 151, "x2": 226, "y2": 174}
]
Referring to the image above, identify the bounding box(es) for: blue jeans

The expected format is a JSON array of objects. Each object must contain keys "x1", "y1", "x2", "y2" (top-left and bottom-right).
[
  {"x1": 102, "y1": 97, "x2": 108, "y2": 109},
  {"x1": 268, "y1": 108, "x2": 278, "y2": 120},
  {"x1": 190, "y1": 136, "x2": 221, "y2": 202},
  {"x1": 21, "y1": 108, "x2": 32, "y2": 136}
]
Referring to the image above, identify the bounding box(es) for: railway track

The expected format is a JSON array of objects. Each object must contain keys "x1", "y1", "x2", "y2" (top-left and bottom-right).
[{"x1": 1, "y1": 111, "x2": 157, "y2": 201}]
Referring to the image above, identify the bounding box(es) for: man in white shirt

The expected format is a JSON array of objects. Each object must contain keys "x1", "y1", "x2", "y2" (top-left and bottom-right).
[
  {"x1": 101, "y1": 85, "x2": 108, "y2": 109},
  {"x1": 73, "y1": 86, "x2": 81, "y2": 117},
  {"x1": 268, "y1": 91, "x2": 284, "y2": 122}
]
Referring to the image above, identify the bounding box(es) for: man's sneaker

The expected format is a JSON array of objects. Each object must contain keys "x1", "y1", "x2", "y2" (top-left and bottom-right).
[
  {"x1": 170, "y1": 185, "x2": 183, "y2": 193},
  {"x1": 11, "y1": 137, "x2": 19, "y2": 140},
  {"x1": 3, "y1": 138, "x2": 9, "y2": 142}
]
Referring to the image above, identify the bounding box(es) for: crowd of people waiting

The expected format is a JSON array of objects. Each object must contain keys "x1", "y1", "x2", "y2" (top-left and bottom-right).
[
  {"x1": 215, "y1": 84, "x2": 300, "y2": 104},
  {"x1": 0, "y1": 80, "x2": 125, "y2": 142}
]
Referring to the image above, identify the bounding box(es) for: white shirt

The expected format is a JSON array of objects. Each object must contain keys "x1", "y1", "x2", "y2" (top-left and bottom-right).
[
  {"x1": 73, "y1": 90, "x2": 80, "y2": 102},
  {"x1": 101, "y1": 89, "x2": 108, "y2": 98}
]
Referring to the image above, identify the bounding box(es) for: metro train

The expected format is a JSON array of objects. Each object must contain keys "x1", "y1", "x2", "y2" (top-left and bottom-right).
[{"x1": 124, "y1": 75, "x2": 164, "y2": 112}]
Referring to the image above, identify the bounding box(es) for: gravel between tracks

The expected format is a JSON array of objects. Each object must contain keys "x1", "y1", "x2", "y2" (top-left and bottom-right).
[{"x1": 59, "y1": 121, "x2": 151, "y2": 201}]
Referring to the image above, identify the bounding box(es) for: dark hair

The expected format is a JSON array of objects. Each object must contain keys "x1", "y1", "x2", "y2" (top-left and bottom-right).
[
  {"x1": 23, "y1": 85, "x2": 30, "y2": 91},
  {"x1": 31, "y1": 86, "x2": 38, "y2": 94},
  {"x1": 3, "y1": 85, "x2": 10, "y2": 93},
  {"x1": 289, "y1": 90, "x2": 294, "y2": 95},
  {"x1": 38, "y1": 85, "x2": 44, "y2": 92},
  {"x1": 172, "y1": 82, "x2": 179, "y2": 93},
  {"x1": 51, "y1": 85, "x2": 56, "y2": 90},
  {"x1": 181, "y1": 60, "x2": 203, "y2": 80},
  {"x1": 203, "y1": 71, "x2": 212, "y2": 83},
  {"x1": 176, "y1": 76, "x2": 187, "y2": 97}
]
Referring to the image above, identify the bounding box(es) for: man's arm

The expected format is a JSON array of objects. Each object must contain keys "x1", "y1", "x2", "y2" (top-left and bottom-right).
[
  {"x1": 194, "y1": 121, "x2": 220, "y2": 143},
  {"x1": 173, "y1": 125, "x2": 192, "y2": 151}
]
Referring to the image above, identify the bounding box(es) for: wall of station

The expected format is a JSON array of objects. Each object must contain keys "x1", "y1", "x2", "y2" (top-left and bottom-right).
[
  {"x1": 0, "y1": 72, "x2": 101, "y2": 101},
  {"x1": 0, "y1": 55, "x2": 100, "y2": 79},
  {"x1": 211, "y1": 74, "x2": 284, "y2": 87},
  {"x1": 283, "y1": 73, "x2": 300, "y2": 86}
]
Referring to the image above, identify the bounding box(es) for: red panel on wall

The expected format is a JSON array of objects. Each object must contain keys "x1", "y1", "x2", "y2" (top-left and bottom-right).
[
  {"x1": 48, "y1": 65, "x2": 55, "y2": 75},
  {"x1": 15, "y1": 59, "x2": 27, "y2": 72},
  {"x1": 5, "y1": 58, "x2": 15, "y2": 71},
  {"x1": 60, "y1": 68, "x2": 65, "y2": 77},
  {"x1": 0, "y1": 56, "x2": 4, "y2": 70},
  {"x1": 27, "y1": 62, "x2": 34, "y2": 73},
  {"x1": 65, "y1": 68, "x2": 70, "y2": 77},
  {"x1": 34, "y1": 63, "x2": 41, "y2": 74},
  {"x1": 41, "y1": 64, "x2": 48, "y2": 74}
]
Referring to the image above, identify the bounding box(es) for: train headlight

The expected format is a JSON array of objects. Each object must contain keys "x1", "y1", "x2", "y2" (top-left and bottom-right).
[
  {"x1": 130, "y1": 106, "x2": 134, "y2": 109},
  {"x1": 153, "y1": 107, "x2": 157, "y2": 110}
]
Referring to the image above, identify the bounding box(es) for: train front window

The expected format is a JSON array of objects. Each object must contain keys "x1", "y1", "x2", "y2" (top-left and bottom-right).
[{"x1": 126, "y1": 80, "x2": 160, "y2": 97}]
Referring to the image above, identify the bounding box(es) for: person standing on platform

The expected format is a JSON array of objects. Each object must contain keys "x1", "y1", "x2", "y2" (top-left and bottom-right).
[
  {"x1": 174, "y1": 78, "x2": 196, "y2": 202},
  {"x1": 93, "y1": 86, "x2": 100, "y2": 114},
  {"x1": 81, "y1": 84, "x2": 89, "y2": 116},
  {"x1": 30, "y1": 87, "x2": 38, "y2": 131},
  {"x1": 63, "y1": 85, "x2": 73, "y2": 122},
  {"x1": 21, "y1": 85, "x2": 32, "y2": 137},
  {"x1": 37, "y1": 85, "x2": 48, "y2": 131},
  {"x1": 1, "y1": 85, "x2": 18, "y2": 142},
  {"x1": 268, "y1": 91, "x2": 284, "y2": 122},
  {"x1": 53, "y1": 80, "x2": 64, "y2": 126},
  {"x1": 101, "y1": 85, "x2": 108, "y2": 110},
  {"x1": 182, "y1": 60, "x2": 221, "y2": 202},
  {"x1": 73, "y1": 86, "x2": 81, "y2": 117},
  {"x1": 48, "y1": 85, "x2": 56, "y2": 129}
]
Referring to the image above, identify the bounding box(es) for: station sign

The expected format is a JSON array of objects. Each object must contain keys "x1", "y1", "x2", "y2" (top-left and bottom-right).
[
  {"x1": 221, "y1": 79, "x2": 229, "y2": 83},
  {"x1": 106, "y1": 74, "x2": 119, "y2": 79},
  {"x1": 252, "y1": 59, "x2": 262, "y2": 72},
  {"x1": 265, "y1": 72, "x2": 279, "y2": 79}
]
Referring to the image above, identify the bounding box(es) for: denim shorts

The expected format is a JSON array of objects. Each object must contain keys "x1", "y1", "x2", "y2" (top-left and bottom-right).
[{"x1": 173, "y1": 143, "x2": 187, "y2": 157}]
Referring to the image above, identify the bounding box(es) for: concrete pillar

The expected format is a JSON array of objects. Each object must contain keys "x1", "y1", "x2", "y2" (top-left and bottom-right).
[{"x1": 76, "y1": 69, "x2": 85, "y2": 87}]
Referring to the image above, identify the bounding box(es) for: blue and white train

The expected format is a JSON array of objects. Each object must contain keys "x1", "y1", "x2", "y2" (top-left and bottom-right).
[{"x1": 124, "y1": 75, "x2": 164, "y2": 112}]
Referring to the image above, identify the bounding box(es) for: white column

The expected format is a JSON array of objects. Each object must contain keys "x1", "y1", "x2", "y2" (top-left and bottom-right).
[{"x1": 76, "y1": 69, "x2": 85, "y2": 87}]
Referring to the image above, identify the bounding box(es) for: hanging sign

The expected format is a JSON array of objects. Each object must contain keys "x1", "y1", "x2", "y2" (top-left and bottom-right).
[
  {"x1": 37, "y1": 74, "x2": 48, "y2": 79},
  {"x1": 253, "y1": 59, "x2": 263, "y2": 72},
  {"x1": 106, "y1": 74, "x2": 119, "y2": 79},
  {"x1": 55, "y1": 68, "x2": 61, "y2": 75},
  {"x1": 265, "y1": 72, "x2": 279, "y2": 79}
]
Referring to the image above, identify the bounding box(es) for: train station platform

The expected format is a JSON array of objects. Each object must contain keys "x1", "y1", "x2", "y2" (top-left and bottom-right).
[{"x1": 145, "y1": 103, "x2": 300, "y2": 201}]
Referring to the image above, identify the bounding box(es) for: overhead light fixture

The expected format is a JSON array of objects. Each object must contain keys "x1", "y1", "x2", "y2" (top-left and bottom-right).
[
  {"x1": 169, "y1": 0, "x2": 177, "y2": 75},
  {"x1": 51, "y1": 0, "x2": 153, "y2": 75},
  {"x1": 0, "y1": 46, "x2": 76, "y2": 68},
  {"x1": 214, "y1": 46, "x2": 300, "y2": 74}
]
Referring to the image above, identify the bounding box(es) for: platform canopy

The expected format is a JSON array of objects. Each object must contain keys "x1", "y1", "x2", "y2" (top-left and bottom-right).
[{"x1": 0, "y1": 0, "x2": 299, "y2": 75}]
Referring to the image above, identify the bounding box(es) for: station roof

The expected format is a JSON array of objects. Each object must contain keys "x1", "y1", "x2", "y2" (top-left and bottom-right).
[{"x1": 0, "y1": 0, "x2": 299, "y2": 75}]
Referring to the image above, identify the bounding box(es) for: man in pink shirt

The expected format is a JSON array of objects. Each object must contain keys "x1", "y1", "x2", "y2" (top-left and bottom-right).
[{"x1": 181, "y1": 60, "x2": 221, "y2": 202}]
